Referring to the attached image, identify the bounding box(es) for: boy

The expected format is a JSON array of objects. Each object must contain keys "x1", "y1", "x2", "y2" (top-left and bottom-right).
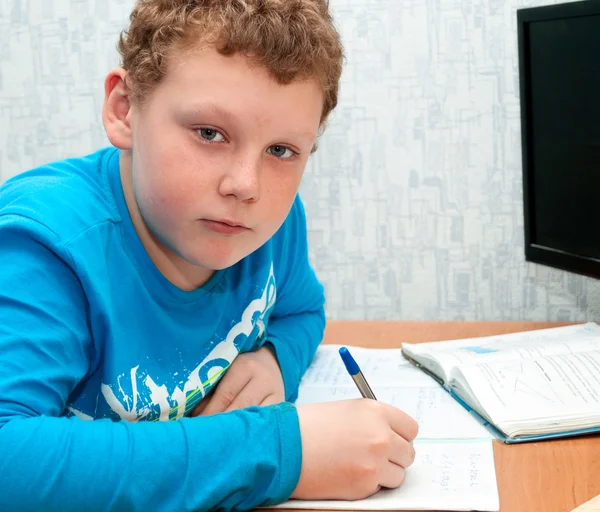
[{"x1": 0, "y1": 1, "x2": 418, "y2": 510}]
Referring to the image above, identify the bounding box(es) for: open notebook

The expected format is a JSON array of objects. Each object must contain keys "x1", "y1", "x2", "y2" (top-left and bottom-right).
[
  {"x1": 401, "y1": 322, "x2": 600, "y2": 443},
  {"x1": 274, "y1": 345, "x2": 499, "y2": 511}
]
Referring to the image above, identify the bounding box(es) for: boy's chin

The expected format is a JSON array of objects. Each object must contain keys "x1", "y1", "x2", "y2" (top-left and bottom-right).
[
  {"x1": 182, "y1": 236, "x2": 269, "y2": 271},
  {"x1": 190, "y1": 249, "x2": 255, "y2": 271}
]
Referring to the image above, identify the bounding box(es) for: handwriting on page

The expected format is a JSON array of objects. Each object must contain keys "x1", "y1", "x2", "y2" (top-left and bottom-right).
[
  {"x1": 301, "y1": 345, "x2": 438, "y2": 387},
  {"x1": 389, "y1": 387, "x2": 489, "y2": 439},
  {"x1": 274, "y1": 440, "x2": 500, "y2": 511},
  {"x1": 364, "y1": 440, "x2": 498, "y2": 509}
]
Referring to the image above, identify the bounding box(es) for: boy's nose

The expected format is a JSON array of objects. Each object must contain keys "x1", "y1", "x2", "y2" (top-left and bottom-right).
[{"x1": 218, "y1": 155, "x2": 261, "y2": 202}]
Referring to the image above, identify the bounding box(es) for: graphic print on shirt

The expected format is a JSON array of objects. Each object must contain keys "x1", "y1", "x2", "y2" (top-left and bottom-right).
[{"x1": 68, "y1": 263, "x2": 277, "y2": 422}]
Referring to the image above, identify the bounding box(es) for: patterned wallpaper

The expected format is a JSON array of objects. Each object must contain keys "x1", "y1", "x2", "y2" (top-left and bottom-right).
[{"x1": 1, "y1": 0, "x2": 598, "y2": 321}]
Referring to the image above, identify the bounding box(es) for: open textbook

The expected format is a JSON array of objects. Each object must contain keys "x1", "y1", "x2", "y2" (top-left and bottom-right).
[
  {"x1": 274, "y1": 346, "x2": 499, "y2": 511},
  {"x1": 401, "y1": 322, "x2": 600, "y2": 443}
]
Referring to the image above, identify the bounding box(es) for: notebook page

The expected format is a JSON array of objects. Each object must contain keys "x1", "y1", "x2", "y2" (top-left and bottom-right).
[
  {"x1": 455, "y1": 348, "x2": 600, "y2": 429},
  {"x1": 297, "y1": 345, "x2": 489, "y2": 440},
  {"x1": 403, "y1": 323, "x2": 600, "y2": 376},
  {"x1": 273, "y1": 439, "x2": 499, "y2": 511}
]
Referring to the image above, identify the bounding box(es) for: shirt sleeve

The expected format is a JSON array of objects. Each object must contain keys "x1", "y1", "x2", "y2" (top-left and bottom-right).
[
  {"x1": 264, "y1": 196, "x2": 326, "y2": 402},
  {"x1": 0, "y1": 214, "x2": 302, "y2": 512}
]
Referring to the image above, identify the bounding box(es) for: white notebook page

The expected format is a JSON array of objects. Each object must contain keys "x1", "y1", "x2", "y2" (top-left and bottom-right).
[
  {"x1": 278, "y1": 345, "x2": 500, "y2": 511},
  {"x1": 275, "y1": 439, "x2": 499, "y2": 511}
]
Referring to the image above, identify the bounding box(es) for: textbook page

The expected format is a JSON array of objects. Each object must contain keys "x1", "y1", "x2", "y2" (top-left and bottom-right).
[
  {"x1": 296, "y1": 345, "x2": 490, "y2": 440},
  {"x1": 274, "y1": 439, "x2": 499, "y2": 511},
  {"x1": 403, "y1": 322, "x2": 600, "y2": 381},
  {"x1": 453, "y1": 348, "x2": 600, "y2": 433}
]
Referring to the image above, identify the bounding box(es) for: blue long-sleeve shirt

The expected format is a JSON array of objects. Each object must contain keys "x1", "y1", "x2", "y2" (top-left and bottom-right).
[{"x1": 0, "y1": 147, "x2": 325, "y2": 511}]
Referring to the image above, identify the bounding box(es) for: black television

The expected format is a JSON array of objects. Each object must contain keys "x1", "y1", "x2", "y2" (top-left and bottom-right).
[{"x1": 518, "y1": 1, "x2": 600, "y2": 279}]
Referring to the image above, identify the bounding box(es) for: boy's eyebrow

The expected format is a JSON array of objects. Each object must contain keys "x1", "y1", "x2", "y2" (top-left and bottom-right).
[
  {"x1": 186, "y1": 102, "x2": 318, "y2": 147},
  {"x1": 187, "y1": 102, "x2": 240, "y2": 124}
]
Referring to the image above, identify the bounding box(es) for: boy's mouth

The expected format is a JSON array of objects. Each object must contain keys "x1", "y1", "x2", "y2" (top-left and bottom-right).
[{"x1": 200, "y1": 218, "x2": 250, "y2": 235}]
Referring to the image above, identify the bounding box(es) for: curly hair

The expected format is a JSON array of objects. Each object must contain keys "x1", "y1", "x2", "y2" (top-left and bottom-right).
[{"x1": 117, "y1": 0, "x2": 344, "y2": 125}]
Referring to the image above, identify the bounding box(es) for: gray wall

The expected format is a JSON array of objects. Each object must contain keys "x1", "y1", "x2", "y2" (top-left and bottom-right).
[{"x1": 1, "y1": 0, "x2": 598, "y2": 321}]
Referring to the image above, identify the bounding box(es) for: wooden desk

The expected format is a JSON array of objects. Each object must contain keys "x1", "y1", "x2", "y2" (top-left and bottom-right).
[{"x1": 292, "y1": 321, "x2": 600, "y2": 512}]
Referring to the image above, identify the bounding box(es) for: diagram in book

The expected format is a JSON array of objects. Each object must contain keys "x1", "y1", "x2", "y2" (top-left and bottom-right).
[{"x1": 493, "y1": 363, "x2": 562, "y2": 404}]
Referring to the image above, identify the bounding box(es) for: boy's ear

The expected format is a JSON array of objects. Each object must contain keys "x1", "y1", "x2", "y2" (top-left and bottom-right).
[{"x1": 102, "y1": 68, "x2": 134, "y2": 150}]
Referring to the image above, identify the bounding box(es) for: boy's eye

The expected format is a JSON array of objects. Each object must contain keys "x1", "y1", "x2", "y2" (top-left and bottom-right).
[
  {"x1": 267, "y1": 145, "x2": 295, "y2": 159},
  {"x1": 198, "y1": 128, "x2": 225, "y2": 142}
]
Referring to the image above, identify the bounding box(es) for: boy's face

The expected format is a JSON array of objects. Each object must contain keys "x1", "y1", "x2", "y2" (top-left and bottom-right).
[{"x1": 123, "y1": 47, "x2": 323, "y2": 287}]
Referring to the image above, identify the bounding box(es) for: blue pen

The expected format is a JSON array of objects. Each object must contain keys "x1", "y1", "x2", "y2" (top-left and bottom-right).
[{"x1": 339, "y1": 346, "x2": 377, "y2": 400}]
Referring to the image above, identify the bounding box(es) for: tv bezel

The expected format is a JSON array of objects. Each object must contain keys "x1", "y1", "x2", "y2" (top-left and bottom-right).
[{"x1": 518, "y1": 1, "x2": 600, "y2": 279}]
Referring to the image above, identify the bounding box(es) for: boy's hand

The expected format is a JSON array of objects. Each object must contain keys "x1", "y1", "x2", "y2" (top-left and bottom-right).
[
  {"x1": 191, "y1": 346, "x2": 285, "y2": 416},
  {"x1": 292, "y1": 399, "x2": 418, "y2": 501}
]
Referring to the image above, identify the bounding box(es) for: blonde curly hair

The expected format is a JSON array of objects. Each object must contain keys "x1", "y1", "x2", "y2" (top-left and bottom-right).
[{"x1": 118, "y1": 0, "x2": 344, "y2": 125}]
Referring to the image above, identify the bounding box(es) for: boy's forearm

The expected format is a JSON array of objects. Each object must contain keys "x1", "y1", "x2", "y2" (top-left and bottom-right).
[
  {"x1": 0, "y1": 403, "x2": 302, "y2": 512},
  {"x1": 265, "y1": 307, "x2": 326, "y2": 402}
]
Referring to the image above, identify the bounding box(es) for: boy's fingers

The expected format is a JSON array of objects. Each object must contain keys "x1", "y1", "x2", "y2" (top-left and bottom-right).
[
  {"x1": 189, "y1": 400, "x2": 207, "y2": 417},
  {"x1": 384, "y1": 404, "x2": 419, "y2": 442},
  {"x1": 201, "y1": 371, "x2": 251, "y2": 416},
  {"x1": 380, "y1": 462, "x2": 406, "y2": 490},
  {"x1": 224, "y1": 381, "x2": 267, "y2": 412},
  {"x1": 389, "y1": 435, "x2": 416, "y2": 468},
  {"x1": 189, "y1": 388, "x2": 215, "y2": 417}
]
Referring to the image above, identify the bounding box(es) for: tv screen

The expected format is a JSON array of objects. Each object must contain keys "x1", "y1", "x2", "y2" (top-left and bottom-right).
[{"x1": 518, "y1": 1, "x2": 600, "y2": 278}]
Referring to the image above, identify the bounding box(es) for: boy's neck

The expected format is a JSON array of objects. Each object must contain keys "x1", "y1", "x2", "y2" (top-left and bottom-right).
[{"x1": 118, "y1": 150, "x2": 215, "y2": 291}]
